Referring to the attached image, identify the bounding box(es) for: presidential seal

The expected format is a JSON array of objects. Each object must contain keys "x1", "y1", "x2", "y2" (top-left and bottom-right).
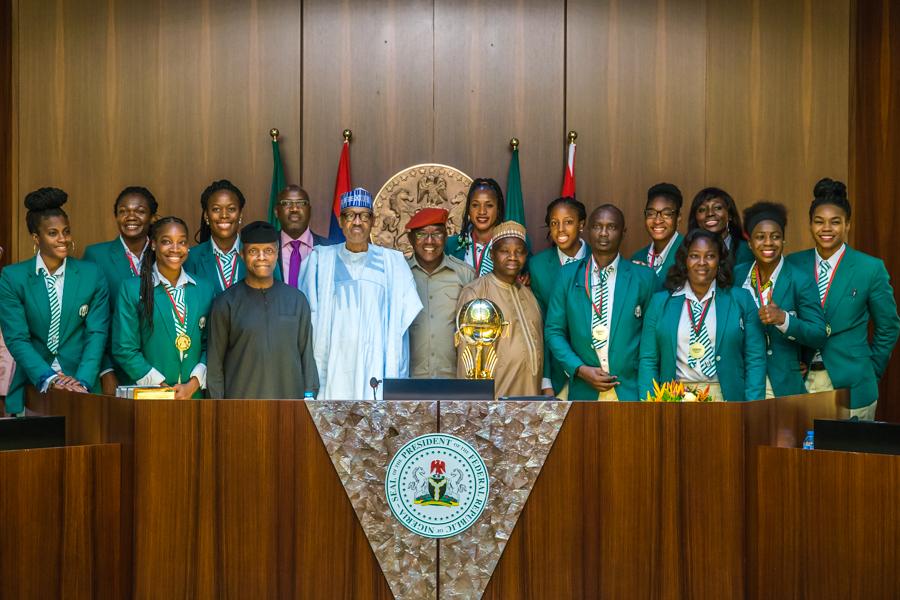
[{"x1": 385, "y1": 433, "x2": 489, "y2": 539}]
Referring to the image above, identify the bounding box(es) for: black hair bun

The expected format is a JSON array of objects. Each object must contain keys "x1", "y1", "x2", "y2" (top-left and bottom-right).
[
  {"x1": 813, "y1": 178, "x2": 847, "y2": 201},
  {"x1": 24, "y1": 187, "x2": 68, "y2": 212}
]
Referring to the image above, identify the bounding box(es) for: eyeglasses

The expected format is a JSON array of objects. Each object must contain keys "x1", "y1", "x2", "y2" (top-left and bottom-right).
[
  {"x1": 644, "y1": 209, "x2": 677, "y2": 220},
  {"x1": 279, "y1": 200, "x2": 310, "y2": 209},
  {"x1": 413, "y1": 230, "x2": 446, "y2": 241},
  {"x1": 341, "y1": 211, "x2": 372, "y2": 223}
]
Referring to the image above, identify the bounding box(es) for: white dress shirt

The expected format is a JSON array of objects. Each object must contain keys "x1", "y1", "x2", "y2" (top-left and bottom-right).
[
  {"x1": 811, "y1": 243, "x2": 846, "y2": 364},
  {"x1": 673, "y1": 281, "x2": 718, "y2": 383},
  {"x1": 590, "y1": 254, "x2": 619, "y2": 371},
  {"x1": 557, "y1": 239, "x2": 588, "y2": 266},
  {"x1": 35, "y1": 254, "x2": 66, "y2": 390}
]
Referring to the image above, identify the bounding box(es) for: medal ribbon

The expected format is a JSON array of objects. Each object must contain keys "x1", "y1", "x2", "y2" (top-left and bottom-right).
[
  {"x1": 163, "y1": 284, "x2": 187, "y2": 329},
  {"x1": 215, "y1": 250, "x2": 239, "y2": 289},
  {"x1": 752, "y1": 264, "x2": 773, "y2": 306},
  {"x1": 583, "y1": 260, "x2": 608, "y2": 322},
  {"x1": 125, "y1": 252, "x2": 140, "y2": 276},
  {"x1": 472, "y1": 239, "x2": 492, "y2": 276},
  {"x1": 685, "y1": 296, "x2": 713, "y2": 335},
  {"x1": 814, "y1": 251, "x2": 845, "y2": 307}
]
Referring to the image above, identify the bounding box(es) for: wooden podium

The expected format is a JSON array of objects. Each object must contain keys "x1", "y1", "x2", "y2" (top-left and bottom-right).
[{"x1": 1, "y1": 389, "x2": 898, "y2": 599}]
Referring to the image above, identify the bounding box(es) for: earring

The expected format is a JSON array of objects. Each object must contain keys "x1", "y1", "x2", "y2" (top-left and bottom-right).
[
  {"x1": 205, "y1": 218, "x2": 210, "y2": 225},
  {"x1": 33, "y1": 244, "x2": 38, "y2": 255},
  {"x1": 68, "y1": 240, "x2": 76, "y2": 254}
]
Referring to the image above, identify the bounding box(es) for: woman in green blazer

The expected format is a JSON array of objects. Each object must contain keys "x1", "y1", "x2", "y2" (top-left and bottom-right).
[
  {"x1": 185, "y1": 179, "x2": 246, "y2": 294},
  {"x1": 638, "y1": 229, "x2": 766, "y2": 401},
  {"x1": 734, "y1": 202, "x2": 827, "y2": 397},
  {"x1": 114, "y1": 217, "x2": 214, "y2": 399},
  {"x1": 530, "y1": 197, "x2": 588, "y2": 395},
  {"x1": 786, "y1": 178, "x2": 900, "y2": 419},
  {"x1": 444, "y1": 178, "x2": 505, "y2": 276},
  {"x1": 688, "y1": 187, "x2": 753, "y2": 265},
  {"x1": 0, "y1": 188, "x2": 109, "y2": 415},
  {"x1": 630, "y1": 182, "x2": 684, "y2": 287},
  {"x1": 82, "y1": 186, "x2": 158, "y2": 393}
]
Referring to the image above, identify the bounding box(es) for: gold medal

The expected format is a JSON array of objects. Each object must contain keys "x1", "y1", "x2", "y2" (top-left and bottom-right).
[
  {"x1": 592, "y1": 325, "x2": 608, "y2": 342},
  {"x1": 689, "y1": 342, "x2": 706, "y2": 359},
  {"x1": 175, "y1": 333, "x2": 192, "y2": 352}
]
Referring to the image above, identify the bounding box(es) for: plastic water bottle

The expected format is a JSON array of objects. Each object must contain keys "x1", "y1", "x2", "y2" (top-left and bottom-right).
[
  {"x1": 802, "y1": 430, "x2": 814, "y2": 450},
  {"x1": 303, "y1": 391, "x2": 315, "y2": 400}
]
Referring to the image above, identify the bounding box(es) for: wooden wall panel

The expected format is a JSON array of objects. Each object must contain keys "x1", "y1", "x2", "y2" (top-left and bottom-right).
[
  {"x1": 434, "y1": 0, "x2": 565, "y2": 248},
  {"x1": 13, "y1": 0, "x2": 302, "y2": 259},
  {"x1": 853, "y1": 0, "x2": 900, "y2": 423},
  {"x1": 706, "y1": 0, "x2": 851, "y2": 251},
  {"x1": 0, "y1": 444, "x2": 123, "y2": 599},
  {"x1": 0, "y1": 0, "x2": 10, "y2": 266},
  {"x1": 301, "y1": 0, "x2": 434, "y2": 238},
  {"x1": 566, "y1": 0, "x2": 708, "y2": 258}
]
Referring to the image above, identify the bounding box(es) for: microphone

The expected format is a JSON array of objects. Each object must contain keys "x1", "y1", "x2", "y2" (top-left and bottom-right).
[{"x1": 369, "y1": 377, "x2": 382, "y2": 401}]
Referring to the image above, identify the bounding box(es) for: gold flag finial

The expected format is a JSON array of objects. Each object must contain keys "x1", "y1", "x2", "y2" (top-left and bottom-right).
[
  {"x1": 270, "y1": 128, "x2": 279, "y2": 141},
  {"x1": 510, "y1": 137, "x2": 519, "y2": 149},
  {"x1": 343, "y1": 129, "x2": 353, "y2": 142},
  {"x1": 567, "y1": 130, "x2": 577, "y2": 143}
]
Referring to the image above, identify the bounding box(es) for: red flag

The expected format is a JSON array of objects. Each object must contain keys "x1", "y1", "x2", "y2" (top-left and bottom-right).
[
  {"x1": 561, "y1": 138, "x2": 576, "y2": 198},
  {"x1": 328, "y1": 137, "x2": 352, "y2": 241}
]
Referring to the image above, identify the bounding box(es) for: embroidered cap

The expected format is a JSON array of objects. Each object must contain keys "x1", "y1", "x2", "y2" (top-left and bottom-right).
[
  {"x1": 491, "y1": 220, "x2": 527, "y2": 243},
  {"x1": 340, "y1": 187, "x2": 373, "y2": 211}
]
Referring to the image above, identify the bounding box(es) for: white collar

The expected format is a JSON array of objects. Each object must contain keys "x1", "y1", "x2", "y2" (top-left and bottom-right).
[
  {"x1": 651, "y1": 231, "x2": 680, "y2": 259},
  {"x1": 557, "y1": 239, "x2": 587, "y2": 265},
  {"x1": 35, "y1": 253, "x2": 66, "y2": 277},
  {"x1": 212, "y1": 236, "x2": 241, "y2": 257},
  {"x1": 744, "y1": 256, "x2": 785, "y2": 286},
  {"x1": 592, "y1": 253, "x2": 621, "y2": 274},
  {"x1": 674, "y1": 280, "x2": 717, "y2": 303},
  {"x1": 815, "y1": 243, "x2": 846, "y2": 267},
  {"x1": 119, "y1": 236, "x2": 149, "y2": 259},
  {"x1": 152, "y1": 262, "x2": 195, "y2": 288}
]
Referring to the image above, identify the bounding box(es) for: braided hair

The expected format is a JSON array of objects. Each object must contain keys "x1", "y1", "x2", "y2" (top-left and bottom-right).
[
  {"x1": 457, "y1": 178, "x2": 505, "y2": 249},
  {"x1": 544, "y1": 196, "x2": 587, "y2": 240},
  {"x1": 195, "y1": 179, "x2": 246, "y2": 243},
  {"x1": 113, "y1": 186, "x2": 158, "y2": 216},
  {"x1": 139, "y1": 217, "x2": 189, "y2": 328},
  {"x1": 25, "y1": 187, "x2": 68, "y2": 234}
]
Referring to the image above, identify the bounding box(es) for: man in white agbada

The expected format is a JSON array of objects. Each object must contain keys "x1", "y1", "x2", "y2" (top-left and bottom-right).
[{"x1": 299, "y1": 187, "x2": 422, "y2": 399}]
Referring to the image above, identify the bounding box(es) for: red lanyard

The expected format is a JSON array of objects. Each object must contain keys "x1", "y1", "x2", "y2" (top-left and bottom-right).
[
  {"x1": 583, "y1": 260, "x2": 606, "y2": 321},
  {"x1": 472, "y1": 240, "x2": 490, "y2": 275},
  {"x1": 163, "y1": 285, "x2": 186, "y2": 325},
  {"x1": 814, "y1": 251, "x2": 844, "y2": 307},
  {"x1": 215, "y1": 252, "x2": 238, "y2": 289},
  {"x1": 125, "y1": 252, "x2": 140, "y2": 276},
  {"x1": 685, "y1": 296, "x2": 713, "y2": 334}
]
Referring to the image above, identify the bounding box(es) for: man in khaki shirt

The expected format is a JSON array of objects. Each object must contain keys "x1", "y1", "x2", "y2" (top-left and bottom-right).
[{"x1": 406, "y1": 208, "x2": 475, "y2": 378}]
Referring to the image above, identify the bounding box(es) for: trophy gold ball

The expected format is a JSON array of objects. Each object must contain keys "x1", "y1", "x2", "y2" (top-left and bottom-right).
[{"x1": 456, "y1": 298, "x2": 508, "y2": 380}]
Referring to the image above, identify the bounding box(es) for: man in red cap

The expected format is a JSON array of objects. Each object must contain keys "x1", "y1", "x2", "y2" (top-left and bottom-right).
[{"x1": 406, "y1": 207, "x2": 475, "y2": 378}]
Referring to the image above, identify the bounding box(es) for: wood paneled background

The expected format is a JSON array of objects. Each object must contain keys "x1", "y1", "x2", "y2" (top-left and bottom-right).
[{"x1": 5, "y1": 0, "x2": 851, "y2": 261}]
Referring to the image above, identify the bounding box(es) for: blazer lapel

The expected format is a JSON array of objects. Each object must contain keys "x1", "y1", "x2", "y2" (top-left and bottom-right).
[
  {"x1": 154, "y1": 285, "x2": 178, "y2": 347},
  {"x1": 111, "y1": 240, "x2": 136, "y2": 278},
  {"x1": 25, "y1": 258, "x2": 51, "y2": 336},
  {"x1": 59, "y1": 260, "x2": 83, "y2": 339},
  {"x1": 772, "y1": 261, "x2": 789, "y2": 308},
  {"x1": 610, "y1": 260, "x2": 633, "y2": 343},
  {"x1": 823, "y1": 247, "x2": 854, "y2": 318},
  {"x1": 664, "y1": 294, "x2": 682, "y2": 362},
  {"x1": 572, "y1": 258, "x2": 594, "y2": 337},
  {"x1": 715, "y1": 288, "x2": 733, "y2": 351}
]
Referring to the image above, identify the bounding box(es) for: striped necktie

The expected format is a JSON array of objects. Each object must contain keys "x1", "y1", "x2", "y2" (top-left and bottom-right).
[
  {"x1": 214, "y1": 246, "x2": 238, "y2": 289},
  {"x1": 162, "y1": 281, "x2": 187, "y2": 339},
  {"x1": 474, "y1": 241, "x2": 494, "y2": 276},
  {"x1": 817, "y1": 260, "x2": 831, "y2": 305},
  {"x1": 591, "y1": 268, "x2": 610, "y2": 350},
  {"x1": 40, "y1": 268, "x2": 62, "y2": 354},
  {"x1": 688, "y1": 298, "x2": 716, "y2": 378}
]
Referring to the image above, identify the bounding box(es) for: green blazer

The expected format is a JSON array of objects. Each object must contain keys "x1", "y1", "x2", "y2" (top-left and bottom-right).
[
  {"x1": 729, "y1": 237, "x2": 754, "y2": 266},
  {"x1": 786, "y1": 246, "x2": 900, "y2": 408},
  {"x1": 637, "y1": 286, "x2": 767, "y2": 401},
  {"x1": 185, "y1": 240, "x2": 245, "y2": 295},
  {"x1": 0, "y1": 257, "x2": 109, "y2": 414},
  {"x1": 529, "y1": 244, "x2": 585, "y2": 393},
  {"x1": 544, "y1": 256, "x2": 657, "y2": 400},
  {"x1": 82, "y1": 238, "x2": 143, "y2": 383},
  {"x1": 630, "y1": 232, "x2": 683, "y2": 288},
  {"x1": 733, "y1": 259, "x2": 827, "y2": 397},
  {"x1": 113, "y1": 273, "x2": 214, "y2": 398}
]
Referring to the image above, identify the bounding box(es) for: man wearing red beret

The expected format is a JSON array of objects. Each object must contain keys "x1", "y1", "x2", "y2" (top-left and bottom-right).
[{"x1": 406, "y1": 208, "x2": 475, "y2": 378}]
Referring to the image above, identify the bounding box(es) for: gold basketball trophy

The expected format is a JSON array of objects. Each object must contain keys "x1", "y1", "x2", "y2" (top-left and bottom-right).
[{"x1": 455, "y1": 298, "x2": 508, "y2": 379}]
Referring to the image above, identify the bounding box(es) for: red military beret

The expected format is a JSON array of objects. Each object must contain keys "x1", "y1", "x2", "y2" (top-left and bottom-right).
[{"x1": 406, "y1": 207, "x2": 449, "y2": 230}]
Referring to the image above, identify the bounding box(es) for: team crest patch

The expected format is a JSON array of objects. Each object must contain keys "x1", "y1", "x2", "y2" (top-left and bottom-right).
[
  {"x1": 199, "y1": 316, "x2": 206, "y2": 329},
  {"x1": 385, "y1": 433, "x2": 489, "y2": 539},
  {"x1": 79, "y1": 304, "x2": 88, "y2": 318}
]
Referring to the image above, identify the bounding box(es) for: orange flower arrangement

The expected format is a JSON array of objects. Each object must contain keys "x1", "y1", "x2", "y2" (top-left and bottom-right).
[{"x1": 643, "y1": 379, "x2": 713, "y2": 402}]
